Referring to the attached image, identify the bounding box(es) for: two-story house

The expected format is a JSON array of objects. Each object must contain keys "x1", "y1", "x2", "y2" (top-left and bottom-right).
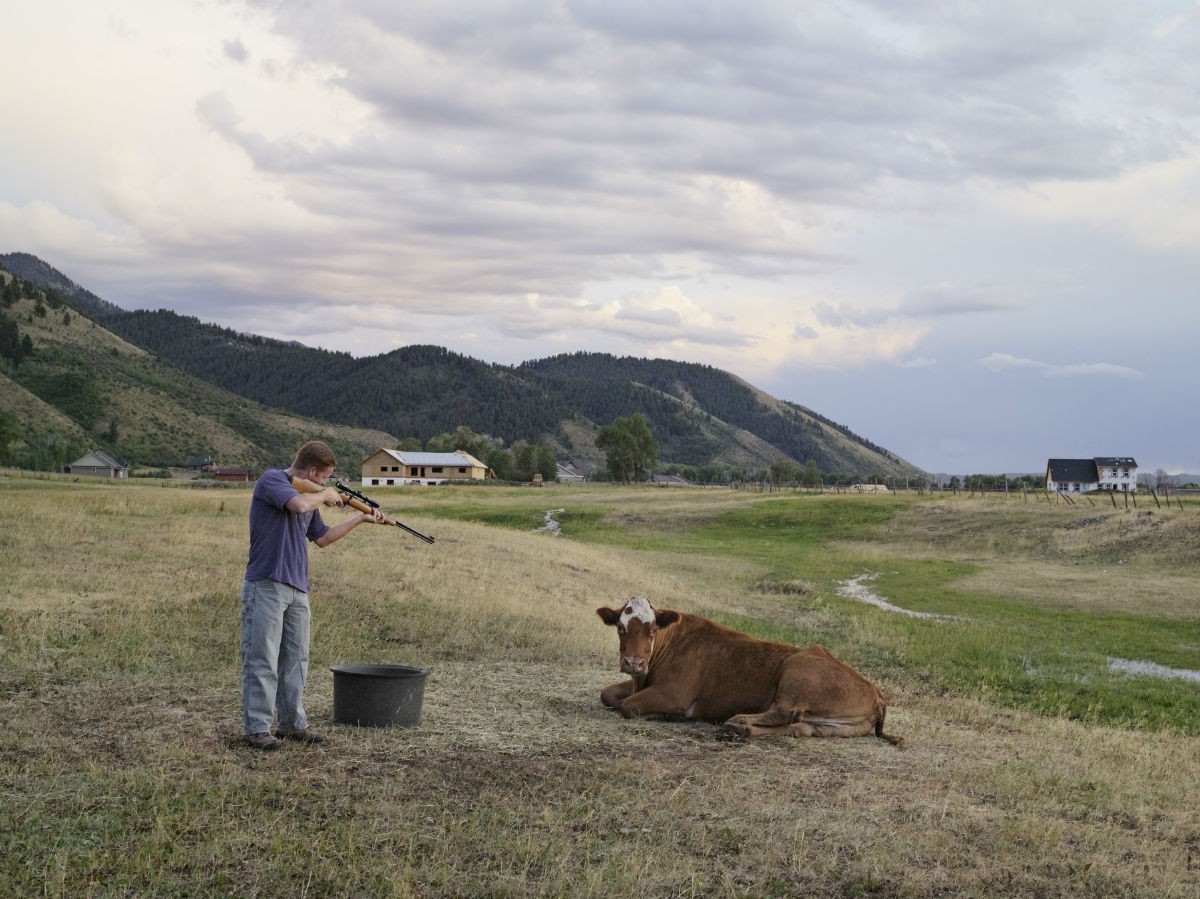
[
  {"x1": 1094, "y1": 457, "x2": 1138, "y2": 492},
  {"x1": 1045, "y1": 457, "x2": 1138, "y2": 493}
]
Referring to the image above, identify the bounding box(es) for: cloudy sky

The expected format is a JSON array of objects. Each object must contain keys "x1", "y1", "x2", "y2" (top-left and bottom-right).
[{"x1": 4, "y1": 1, "x2": 1199, "y2": 475}]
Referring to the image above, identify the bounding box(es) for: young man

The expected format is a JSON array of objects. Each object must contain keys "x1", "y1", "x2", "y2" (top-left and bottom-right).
[{"x1": 240, "y1": 440, "x2": 388, "y2": 750}]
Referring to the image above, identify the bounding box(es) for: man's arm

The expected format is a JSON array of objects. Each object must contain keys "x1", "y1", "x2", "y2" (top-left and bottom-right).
[
  {"x1": 284, "y1": 486, "x2": 343, "y2": 515},
  {"x1": 314, "y1": 508, "x2": 388, "y2": 547}
]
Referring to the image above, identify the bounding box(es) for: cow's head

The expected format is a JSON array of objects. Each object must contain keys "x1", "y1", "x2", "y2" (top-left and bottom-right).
[{"x1": 596, "y1": 596, "x2": 680, "y2": 676}]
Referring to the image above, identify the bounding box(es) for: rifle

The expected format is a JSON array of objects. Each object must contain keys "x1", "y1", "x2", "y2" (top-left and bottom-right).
[{"x1": 289, "y1": 475, "x2": 435, "y2": 544}]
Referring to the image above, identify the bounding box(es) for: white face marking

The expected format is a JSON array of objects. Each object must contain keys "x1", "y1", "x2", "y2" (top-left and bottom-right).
[{"x1": 619, "y1": 596, "x2": 655, "y2": 630}]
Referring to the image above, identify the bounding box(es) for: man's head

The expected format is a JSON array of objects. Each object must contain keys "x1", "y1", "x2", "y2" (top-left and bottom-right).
[{"x1": 292, "y1": 441, "x2": 337, "y2": 484}]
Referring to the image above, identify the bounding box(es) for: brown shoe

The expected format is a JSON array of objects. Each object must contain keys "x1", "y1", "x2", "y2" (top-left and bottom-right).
[
  {"x1": 276, "y1": 728, "x2": 325, "y2": 744},
  {"x1": 246, "y1": 732, "x2": 283, "y2": 751}
]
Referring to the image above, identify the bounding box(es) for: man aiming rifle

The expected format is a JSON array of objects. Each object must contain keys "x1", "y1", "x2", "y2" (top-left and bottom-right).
[
  {"x1": 290, "y1": 477, "x2": 435, "y2": 544},
  {"x1": 240, "y1": 440, "x2": 395, "y2": 751}
]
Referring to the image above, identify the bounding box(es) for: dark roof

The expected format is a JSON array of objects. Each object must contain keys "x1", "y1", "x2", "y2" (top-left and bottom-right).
[
  {"x1": 1094, "y1": 457, "x2": 1137, "y2": 467},
  {"x1": 1046, "y1": 459, "x2": 1099, "y2": 482}
]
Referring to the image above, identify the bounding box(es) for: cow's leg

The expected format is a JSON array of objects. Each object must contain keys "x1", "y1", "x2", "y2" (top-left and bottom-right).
[
  {"x1": 724, "y1": 704, "x2": 800, "y2": 731},
  {"x1": 617, "y1": 685, "x2": 687, "y2": 720},
  {"x1": 791, "y1": 714, "x2": 877, "y2": 738},
  {"x1": 723, "y1": 720, "x2": 793, "y2": 739},
  {"x1": 725, "y1": 715, "x2": 876, "y2": 740},
  {"x1": 600, "y1": 679, "x2": 636, "y2": 711}
]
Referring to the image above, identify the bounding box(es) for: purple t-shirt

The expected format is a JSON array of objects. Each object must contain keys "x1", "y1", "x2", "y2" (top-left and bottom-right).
[{"x1": 244, "y1": 468, "x2": 330, "y2": 593}]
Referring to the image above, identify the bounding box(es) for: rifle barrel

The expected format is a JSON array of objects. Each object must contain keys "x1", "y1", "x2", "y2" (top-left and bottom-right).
[
  {"x1": 339, "y1": 489, "x2": 435, "y2": 544},
  {"x1": 291, "y1": 475, "x2": 435, "y2": 544}
]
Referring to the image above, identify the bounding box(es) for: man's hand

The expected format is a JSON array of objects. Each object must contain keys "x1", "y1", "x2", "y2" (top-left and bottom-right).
[{"x1": 321, "y1": 487, "x2": 344, "y2": 508}]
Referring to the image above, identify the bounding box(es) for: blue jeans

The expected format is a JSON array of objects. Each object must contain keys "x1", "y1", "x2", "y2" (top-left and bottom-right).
[{"x1": 240, "y1": 579, "x2": 311, "y2": 735}]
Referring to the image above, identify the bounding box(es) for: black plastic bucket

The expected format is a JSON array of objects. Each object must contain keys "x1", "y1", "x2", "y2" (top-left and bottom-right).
[{"x1": 330, "y1": 664, "x2": 430, "y2": 728}]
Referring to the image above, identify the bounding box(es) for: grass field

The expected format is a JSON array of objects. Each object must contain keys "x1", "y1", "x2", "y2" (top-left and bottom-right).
[{"x1": 2, "y1": 473, "x2": 1198, "y2": 896}]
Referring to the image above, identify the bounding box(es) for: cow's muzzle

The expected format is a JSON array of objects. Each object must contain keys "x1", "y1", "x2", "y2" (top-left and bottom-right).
[{"x1": 620, "y1": 657, "x2": 647, "y2": 675}]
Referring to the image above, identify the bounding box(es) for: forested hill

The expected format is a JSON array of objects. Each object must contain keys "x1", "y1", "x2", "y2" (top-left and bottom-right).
[
  {"x1": 100, "y1": 309, "x2": 920, "y2": 476},
  {"x1": 0, "y1": 274, "x2": 397, "y2": 473},
  {"x1": 0, "y1": 252, "x2": 122, "y2": 319},
  {"x1": 3, "y1": 253, "x2": 925, "y2": 478},
  {"x1": 516, "y1": 353, "x2": 901, "y2": 472}
]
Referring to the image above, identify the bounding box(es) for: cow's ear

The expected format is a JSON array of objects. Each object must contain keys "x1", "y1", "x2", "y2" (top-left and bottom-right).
[
  {"x1": 596, "y1": 607, "x2": 622, "y2": 626},
  {"x1": 656, "y1": 610, "x2": 680, "y2": 628}
]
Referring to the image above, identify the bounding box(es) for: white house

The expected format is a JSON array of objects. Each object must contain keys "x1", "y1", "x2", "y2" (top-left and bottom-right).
[
  {"x1": 1094, "y1": 457, "x2": 1138, "y2": 492},
  {"x1": 361, "y1": 448, "x2": 488, "y2": 486},
  {"x1": 1045, "y1": 457, "x2": 1138, "y2": 493}
]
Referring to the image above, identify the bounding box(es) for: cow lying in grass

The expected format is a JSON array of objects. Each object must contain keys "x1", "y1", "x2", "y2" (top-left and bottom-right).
[{"x1": 596, "y1": 596, "x2": 903, "y2": 746}]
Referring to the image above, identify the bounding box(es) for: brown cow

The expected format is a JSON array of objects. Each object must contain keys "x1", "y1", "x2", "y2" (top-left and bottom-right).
[{"x1": 596, "y1": 596, "x2": 903, "y2": 746}]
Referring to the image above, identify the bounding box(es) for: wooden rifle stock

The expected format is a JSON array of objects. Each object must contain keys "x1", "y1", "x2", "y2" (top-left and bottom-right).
[{"x1": 290, "y1": 476, "x2": 435, "y2": 544}]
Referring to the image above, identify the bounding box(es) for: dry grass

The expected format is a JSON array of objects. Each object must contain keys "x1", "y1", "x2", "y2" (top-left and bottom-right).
[
  {"x1": 845, "y1": 496, "x2": 1200, "y2": 620},
  {"x1": 2, "y1": 474, "x2": 1199, "y2": 897}
]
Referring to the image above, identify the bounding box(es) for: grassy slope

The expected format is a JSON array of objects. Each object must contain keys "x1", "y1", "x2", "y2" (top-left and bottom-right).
[
  {"x1": 2, "y1": 292, "x2": 399, "y2": 469},
  {"x1": 2, "y1": 476, "x2": 1198, "y2": 897},
  {"x1": 0, "y1": 369, "x2": 93, "y2": 446}
]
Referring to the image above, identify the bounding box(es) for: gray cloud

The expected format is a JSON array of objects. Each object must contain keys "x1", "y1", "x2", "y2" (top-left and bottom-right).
[
  {"x1": 163, "y1": 0, "x2": 1200, "y2": 333},
  {"x1": 899, "y1": 285, "x2": 1033, "y2": 318},
  {"x1": 222, "y1": 38, "x2": 248, "y2": 63}
]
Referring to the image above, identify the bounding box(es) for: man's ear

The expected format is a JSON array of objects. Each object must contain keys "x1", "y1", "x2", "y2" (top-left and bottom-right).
[
  {"x1": 596, "y1": 607, "x2": 622, "y2": 626},
  {"x1": 656, "y1": 610, "x2": 680, "y2": 628}
]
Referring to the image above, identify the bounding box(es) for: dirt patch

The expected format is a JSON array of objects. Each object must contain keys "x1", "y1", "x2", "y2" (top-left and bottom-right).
[{"x1": 1064, "y1": 514, "x2": 1115, "y2": 529}]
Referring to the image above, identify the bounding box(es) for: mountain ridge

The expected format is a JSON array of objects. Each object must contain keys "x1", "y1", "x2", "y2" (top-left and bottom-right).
[{"x1": 1, "y1": 252, "x2": 925, "y2": 480}]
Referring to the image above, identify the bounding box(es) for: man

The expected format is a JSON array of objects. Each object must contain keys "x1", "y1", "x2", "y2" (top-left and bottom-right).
[{"x1": 241, "y1": 440, "x2": 388, "y2": 750}]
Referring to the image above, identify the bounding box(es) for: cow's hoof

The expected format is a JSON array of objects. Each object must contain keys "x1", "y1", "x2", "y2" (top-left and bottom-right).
[{"x1": 722, "y1": 721, "x2": 751, "y2": 740}]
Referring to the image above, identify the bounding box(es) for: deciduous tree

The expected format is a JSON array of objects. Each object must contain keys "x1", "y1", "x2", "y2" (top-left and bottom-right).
[{"x1": 596, "y1": 413, "x2": 658, "y2": 482}]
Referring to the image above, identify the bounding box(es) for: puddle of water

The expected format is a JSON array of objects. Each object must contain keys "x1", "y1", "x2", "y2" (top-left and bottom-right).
[
  {"x1": 836, "y1": 574, "x2": 960, "y2": 621},
  {"x1": 1107, "y1": 657, "x2": 1200, "y2": 684},
  {"x1": 534, "y1": 508, "x2": 566, "y2": 536}
]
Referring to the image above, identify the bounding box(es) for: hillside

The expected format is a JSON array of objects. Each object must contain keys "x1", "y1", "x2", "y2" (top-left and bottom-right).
[
  {"x1": 0, "y1": 251, "x2": 123, "y2": 320},
  {"x1": 515, "y1": 353, "x2": 912, "y2": 476},
  {"x1": 1, "y1": 253, "x2": 925, "y2": 479},
  {"x1": 96, "y1": 309, "x2": 922, "y2": 478},
  {"x1": 0, "y1": 280, "x2": 397, "y2": 472}
]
